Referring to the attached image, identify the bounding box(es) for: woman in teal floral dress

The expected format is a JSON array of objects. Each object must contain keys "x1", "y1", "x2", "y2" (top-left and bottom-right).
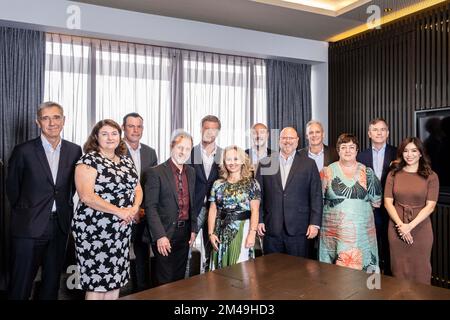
[
  {"x1": 319, "y1": 134, "x2": 381, "y2": 271},
  {"x1": 208, "y1": 145, "x2": 261, "y2": 270}
]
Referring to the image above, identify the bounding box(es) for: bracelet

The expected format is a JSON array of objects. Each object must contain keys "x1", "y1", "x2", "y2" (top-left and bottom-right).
[
  {"x1": 250, "y1": 229, "x2": 257, "y2": 232},
  {"x1": 208, "y1": 233, "x2": 215, "y2": 237}
]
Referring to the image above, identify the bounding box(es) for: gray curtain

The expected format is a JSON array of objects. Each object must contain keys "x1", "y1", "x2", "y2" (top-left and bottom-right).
[
  {"x1": 266, "y1": 60, "x2": 311, "y2": 148},
  {"x1": 0, "y1": 27, "x2": 45, "y2": 291}
]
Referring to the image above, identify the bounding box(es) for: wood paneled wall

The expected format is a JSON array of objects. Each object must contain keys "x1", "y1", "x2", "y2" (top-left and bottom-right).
[
  {"x1": 329, "y1": 2, "x2": 450, "y2": 148},
  {"x1": 329, "y1": 2, "x2": 450, "y2": 289}
]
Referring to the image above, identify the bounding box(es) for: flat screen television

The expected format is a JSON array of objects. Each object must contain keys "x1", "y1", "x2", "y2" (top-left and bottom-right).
[{"x1": 415, "y1": 108, "x2": 450, "y2": 203}]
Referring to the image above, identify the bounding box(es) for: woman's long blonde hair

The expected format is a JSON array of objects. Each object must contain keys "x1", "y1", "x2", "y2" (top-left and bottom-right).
[{"x1": 219, "y1": 145, "x2": 252, "y2": 180}]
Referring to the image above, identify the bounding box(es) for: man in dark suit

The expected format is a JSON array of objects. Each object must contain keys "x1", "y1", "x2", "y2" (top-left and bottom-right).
[
  {"x1": 187, "y1": 115, "x2": 222, "y2": 274},
  {"x1": 298, "y1": 120, "x2": 338, "y2": 172},
  {"x1": 245, "y1": 123, "x2": 274, "y2": 172},
  {"x1": 144, "y1": 130, "x2": 197, "y2": 285},
  {"x1": 357, "y1": 118, "x2": 397, "y2": 275},
  {"x1": 6, "y1": 102, "x2": 82, "y2": 300},
  {"x1": 256, "y1": 127, "x2": 323, "y2": 258},
  {"x1": 122, "y1": 112, "x2": 158, "y2": 292},
  {"x1": 298, "y1": 120, "x2": 338, "y2": 259}
]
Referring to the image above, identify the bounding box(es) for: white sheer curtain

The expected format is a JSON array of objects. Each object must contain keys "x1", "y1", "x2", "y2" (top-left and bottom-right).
[
  {"x1": 94, "y1": 40, "x2": 175, "y2": 161},
  {"x1": 44, "y1": 34, "x2": 91, "y2": 147},
  {"x1": 182, "y1": 51, "x2": 267, "y2": 149},
  {"x1": 44, "y1": 34, "x2": 267, "y2": 159},
  {"x1": 45, "y1": 36, "x2": 176, "y2": 161}
]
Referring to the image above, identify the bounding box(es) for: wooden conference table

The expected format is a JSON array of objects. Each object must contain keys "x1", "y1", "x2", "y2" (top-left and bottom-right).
[{"x1": 122, "y1": 253, "x2": 450, "y2": 300}]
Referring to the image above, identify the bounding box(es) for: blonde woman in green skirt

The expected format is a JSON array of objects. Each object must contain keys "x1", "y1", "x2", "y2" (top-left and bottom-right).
[{"x1": 207, "y1": 145, "x2": 261, "y2": 270}]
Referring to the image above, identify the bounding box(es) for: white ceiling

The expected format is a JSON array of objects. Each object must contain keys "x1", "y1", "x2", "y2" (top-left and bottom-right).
[{"x1": 73, "y1": 0, "x2": 437, "y2": 41}]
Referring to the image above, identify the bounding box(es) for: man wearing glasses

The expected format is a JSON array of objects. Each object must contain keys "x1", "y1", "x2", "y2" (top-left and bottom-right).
[
  {"x1": 357, "y1": 118, "x2": 397, "y2": 275},
  {"x1": 256, "y1": 127, "x2": 322, "y2": 258},
  {"x1": 122, "y1": 113, "x2": 158, "y2": 292},
  {"x1": 6, "y1": 101, "x2": 82, "y2": 299}
]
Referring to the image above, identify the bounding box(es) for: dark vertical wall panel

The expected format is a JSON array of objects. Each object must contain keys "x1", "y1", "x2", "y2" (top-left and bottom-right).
[{"x1": 329, "y1": 2, "x2": 450, "y2": 289}]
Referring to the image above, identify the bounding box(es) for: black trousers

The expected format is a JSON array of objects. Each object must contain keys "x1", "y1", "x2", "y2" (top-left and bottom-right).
[
  {"x1": 131, "y1": 221, "x2": 151, "y2": 291},
  {"x1": 152, "y1": 223, "x2": 190, "y2": 286},
  {"x1": 8, "y1": 213, "x2": 68, "y2": 300},
  {"x1": 374, "y1": 208, "x2": 391, "y2": 275}
]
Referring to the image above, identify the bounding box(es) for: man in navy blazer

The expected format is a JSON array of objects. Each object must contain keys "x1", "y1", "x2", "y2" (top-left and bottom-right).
[
  {"x1": 256, "y1": 127, "x2": 323, "y2": 257},
  {"x1": 357, "y1": 118, "x2": 397, "y2": 275},
  {"x1": 298, "y1": 120, "x2": 338, "y2": 260},
  {"x1": 6, "y1": 102, "x2": 82, "y2": 300},
  {"x1": 187, "y1": 115, "x2": 222, "y2": 273}
]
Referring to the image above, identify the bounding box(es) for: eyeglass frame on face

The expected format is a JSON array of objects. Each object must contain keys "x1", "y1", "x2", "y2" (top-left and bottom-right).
[
  {"x1": 39, "y1": 115, "x2": 64, "y2": 122},
  {"x1": 339, "y1": 144, "x2": 358, "y2": 152}
]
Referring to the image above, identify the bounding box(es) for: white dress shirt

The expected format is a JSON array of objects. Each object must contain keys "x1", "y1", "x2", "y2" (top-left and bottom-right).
[
  {"x1": 125, "y1": 141, "x2": 142, "y2": 179},
  {"x1": 200, "y1": 144, "x2": 217, "y2": 180},
  {"x1": 41, "y1": 135, "x2": 61, "y2": 212},
  {"x1": 279, "y1": 151, "x2": 296, "y2": 190}
]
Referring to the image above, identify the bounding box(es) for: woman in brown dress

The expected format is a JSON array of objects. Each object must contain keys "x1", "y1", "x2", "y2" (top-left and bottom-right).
[{"x1": 384, "y1": 137, "x2": 439, "y2": 284}]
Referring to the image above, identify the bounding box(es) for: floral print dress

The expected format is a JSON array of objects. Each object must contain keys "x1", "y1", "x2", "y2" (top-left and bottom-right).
[
  {"x1": 72, "y1": 151, "x2": 138, "y2": 292},
  {"x1": 319, "y1": 162, "x2": 381, "y2": 271},
  {"x1": 209, "y1": 178, "x2": 261, "y2": 270}
]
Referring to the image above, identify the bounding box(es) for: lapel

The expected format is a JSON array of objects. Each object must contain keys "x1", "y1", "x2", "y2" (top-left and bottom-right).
[
  {"x1": 382, "y1": 144, "x2": 395, "y2": 177},
  {"x1": 323, "y1": 145, "x2": 330, "y2": 166},
  {"x1": 209, "y1": 146, "x2": 222, "y2": 182},
  {"x1": 55, "y1": 140, "x2": 68, "y2": 187},
  {"x1": 270, "y1": 153, "x2": 283, "y2": 191},
  {"x1": 285, "y1": 152, "x2": 301, "y2": 190},
  {"x1": 162, "y1": 160, "x2": 179, "y2": 208},
  {"x1": 34, "y1": 137, "x2": 55, "y2": 186},
  {"x1": 187, "y1": 167, "x2": 195, "y2": 206},
  {"x1": 367, "y1": 146, "x2": 374, "y2": 170},
  {"x1": 193, "y1": 145, "x2": 207, "y2": 182},
  {"x1": 139, "y1": 146, "x2": 146, "y2": 167}
]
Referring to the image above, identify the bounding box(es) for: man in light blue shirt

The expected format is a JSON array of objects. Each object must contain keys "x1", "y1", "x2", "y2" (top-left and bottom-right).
[
  {"x1": 357, "y1": 118, "x2": 397, "y2": 275},
  {"x1": 298, "y1": 120, "x2": 338, "y2": 173}
]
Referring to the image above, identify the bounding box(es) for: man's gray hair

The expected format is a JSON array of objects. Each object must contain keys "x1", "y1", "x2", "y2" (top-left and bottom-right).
[
  {"x1": 305, "y1": 120, "x2": 324, "y2": 133},
  {"x1": 37, "y1": 101, "x2": 64, "y2": 118}
]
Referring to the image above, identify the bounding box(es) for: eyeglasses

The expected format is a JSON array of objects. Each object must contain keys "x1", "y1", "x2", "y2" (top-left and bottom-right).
[
  {"x1": 39, "y1": 115, "x2": 63, "y2": 122},
  {"x1": 340, "y1": 145, "x2": 357, "y2": 151}
]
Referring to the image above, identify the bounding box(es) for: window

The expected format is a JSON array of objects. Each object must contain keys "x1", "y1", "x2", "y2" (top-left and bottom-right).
[{"x1": 44, "y1": 34, "x2": 267, "y2": 160}]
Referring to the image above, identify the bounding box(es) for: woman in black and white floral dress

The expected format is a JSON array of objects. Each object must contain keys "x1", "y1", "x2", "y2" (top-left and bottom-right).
[{"x1": 72, "y1": 119, "x2": 142, "y2": 300}]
